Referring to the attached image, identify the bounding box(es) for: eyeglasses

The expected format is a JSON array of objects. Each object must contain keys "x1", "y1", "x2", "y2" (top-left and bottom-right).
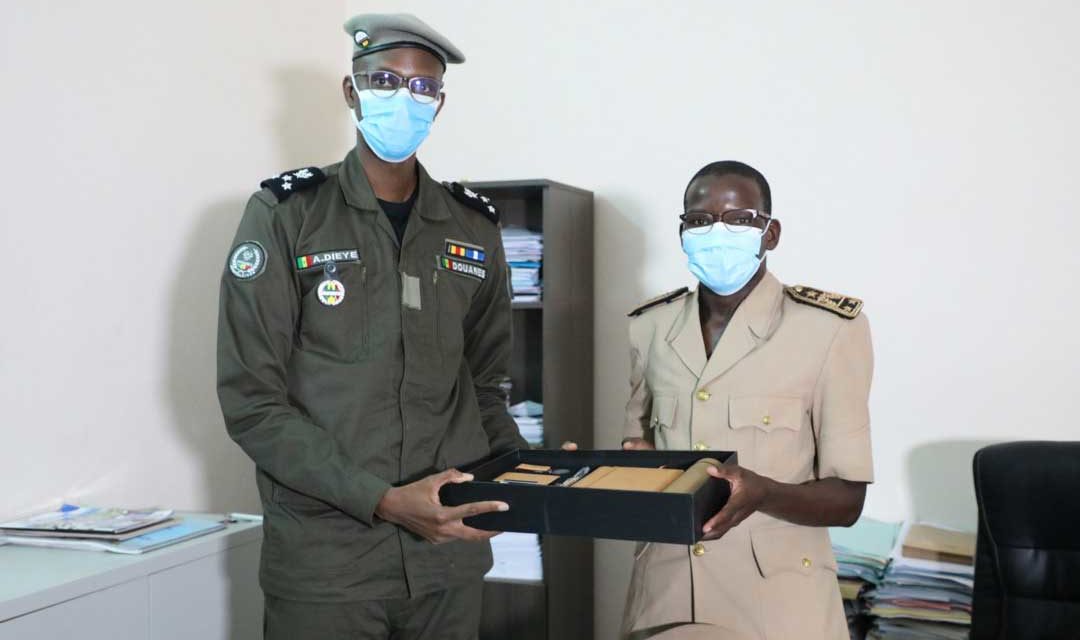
[
  {"x1": 353, "y1": 70, "x2": 443, "y2": 104},
  {"x1": 679, "y1": 208, "x2": 771, "y2": 234}
]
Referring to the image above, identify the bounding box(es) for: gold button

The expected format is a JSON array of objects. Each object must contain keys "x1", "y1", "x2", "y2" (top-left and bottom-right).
[
  {"x1": 762, "y1": 415, "x2": 771, "y2": 426},
  {"x1": 696, "y1": 389, "x2": 711, "y2": 401},
  {"x1": 802, "y1": 558, "x2": 812, "y2": 568},
  {"x1": 692, "y1": 543, "x2": 706, "y2": 557},
  {"x1": 693, "y1": 442, "x2": 708, "y2": 452}
]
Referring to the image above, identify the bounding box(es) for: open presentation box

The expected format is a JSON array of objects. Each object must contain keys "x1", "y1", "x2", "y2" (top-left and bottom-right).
[{"x1": 439, "y1": 449, "x2": 737, "y2": 544}]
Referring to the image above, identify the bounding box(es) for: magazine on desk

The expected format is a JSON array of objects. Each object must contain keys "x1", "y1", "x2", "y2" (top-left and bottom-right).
[
  {"x1": 0, "y1": 517, "x2": 226, "y2": 554},
  {"x1": 0, "y1": 505, "x2": 174, "y2": 535}
]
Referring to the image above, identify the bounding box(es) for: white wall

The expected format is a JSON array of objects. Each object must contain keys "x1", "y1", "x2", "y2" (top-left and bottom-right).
[
  {"x1": 351, "y1": 2, "x2": 1080, "y2": 637},
  {"x1": 1, "y1": 0, "x2": 348, "y2": 518},
  {"x1": 5, "y1": 1, "x2": 1080, "y2": 638}
]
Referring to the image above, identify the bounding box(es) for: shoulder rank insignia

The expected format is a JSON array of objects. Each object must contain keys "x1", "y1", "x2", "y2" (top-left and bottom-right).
[
  {"x1": 443, "y1": 181, "x2": 500, "y2": 225},
  {"x1": 785, "y1": 285, "x2": 863, "y2": 319},
  {"x1": 628, "y1": 287, "x2": 690, "y2": 318},
  {"x1": 259, "y1": 167, "x2": 327, "y2": 202}
]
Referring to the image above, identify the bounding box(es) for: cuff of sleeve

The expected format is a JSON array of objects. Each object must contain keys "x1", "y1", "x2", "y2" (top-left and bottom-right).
[
  {"x1": 818, "y1": 427, "x2": 874, "y2": 483},
  {"x1": 485, "y1": 412, "x2": 529, "y2": 453},
  {"x1": 345, "y1": 474, "x2": 393, "y2": 527}
]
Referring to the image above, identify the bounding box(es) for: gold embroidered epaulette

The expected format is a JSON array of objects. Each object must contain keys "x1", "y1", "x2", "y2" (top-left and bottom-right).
[
  {"x1": 628, "y1": 287, "x2": 689, "y2": 318},
  {"x1": 785, "y1": 285, "x2": 863, "y2": 319}
]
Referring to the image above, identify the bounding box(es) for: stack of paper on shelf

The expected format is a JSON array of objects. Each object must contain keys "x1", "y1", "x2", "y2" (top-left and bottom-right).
[
  {"x1": 501, "y1": 227, "x2": 543, "y2": 302},
  {"x1": 830, "y1": 517, "x2": 902, "y2": 639},
  {"x1": 0, "y1": 505, "x2": 225, "y2": 554},
  {"x1": 509, "y1": 400, "x2": 544, "y2": 447},
  {"x1": 866, "y1": 523, "x2": 975, "y2": 639},
  {"x1": 486, "y1": 531, "x2": 543, "y2": 583}
]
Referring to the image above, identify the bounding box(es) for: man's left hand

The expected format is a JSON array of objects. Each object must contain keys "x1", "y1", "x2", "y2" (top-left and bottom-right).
[{"x1": 701, "y1": 464, "x2": 773, "y2": 541}]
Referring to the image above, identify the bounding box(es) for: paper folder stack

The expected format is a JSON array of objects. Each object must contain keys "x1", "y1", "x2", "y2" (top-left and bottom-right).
[
  {"x1": 829, "y1": 517, "x2": 901, "y2": 639},
  {"x1": 866, "y1": 523, "x2": 975, "y2": 640}
]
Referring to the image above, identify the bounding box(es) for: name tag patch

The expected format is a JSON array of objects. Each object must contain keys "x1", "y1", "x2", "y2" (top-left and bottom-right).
[
  {"x1": 444, "y1": 239, "x2": 486, "y2": 265},
  {"x1": 296, "y1": 248, "x2": 360, "y2": 270},
  {"x1": 438, "y1": 256, "x2": 487, "y2": 282}
]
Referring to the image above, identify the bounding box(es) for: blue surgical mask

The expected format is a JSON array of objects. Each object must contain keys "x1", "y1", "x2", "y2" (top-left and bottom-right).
[
  {"x1": 681, "y1": 221, "x2": 770, "y2": 295},
  {"x1": 350, "y1": 77, "x2": 438, "y2": 163}
]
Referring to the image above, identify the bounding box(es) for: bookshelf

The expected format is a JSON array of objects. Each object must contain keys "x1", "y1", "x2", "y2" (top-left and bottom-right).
[{"x1": 463, "y1": 179, "x2": 595, "y2": 640}]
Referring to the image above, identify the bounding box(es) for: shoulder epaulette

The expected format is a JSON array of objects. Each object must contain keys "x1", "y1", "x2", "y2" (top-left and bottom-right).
[
  {"x1": 443, "y1": 181, "x2": 499, "y2": 225},
  {"x1": 785, "y1": 285, "x2": 863, "y2": 319},
  {"x1": 259, "y1": 167, "x2": 327, "y2": 203},
  {"x1": 628, "y1": 287, "x2": 689, "y2": 318}
]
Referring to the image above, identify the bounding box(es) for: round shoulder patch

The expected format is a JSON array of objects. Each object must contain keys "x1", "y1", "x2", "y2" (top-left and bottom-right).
[{"x1": 228, "y1": 241, "x2": 267, "y2": 280}]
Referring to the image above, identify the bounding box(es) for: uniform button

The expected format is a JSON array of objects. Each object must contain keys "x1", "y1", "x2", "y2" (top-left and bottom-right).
[
  {"x1": 802, "y1": 557, "x2": 812, "y2": 568},
  {"x1": 762, "y1": 415, "x2": 772, "y2": 426},
  {"x1": 692, "y1": 543, "x2": 706, "y2": 557},
  {"x1": 693, "y1": 442, "x2": 708, "y2": 452},
  {"x1": 652, "y1": 416, "x2": 660, "y2": 426},
  {"x1": 696, "y1": 389, "x2": 711, "y2": 402}
]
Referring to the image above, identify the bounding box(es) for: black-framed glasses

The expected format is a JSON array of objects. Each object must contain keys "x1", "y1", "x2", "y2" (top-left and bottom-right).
[
  {"x1": 679, "y1": 208, "x2": 771, "y2": 234},
  {"x1": 353, "y1": 70, "x2": 443, "y2": 104}
]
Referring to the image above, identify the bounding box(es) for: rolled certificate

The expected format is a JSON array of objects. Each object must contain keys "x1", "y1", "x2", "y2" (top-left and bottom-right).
[{"x1": 662, "y1": 458, "x2": 723, "y2": 494}]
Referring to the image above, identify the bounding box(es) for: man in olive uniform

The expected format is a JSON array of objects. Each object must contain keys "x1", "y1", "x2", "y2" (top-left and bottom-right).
[
  {"x1": 619, "y1": 161, "x2": 874, "y2": 639},
  {"x1": 216, "y1": 13, "x2": 526, "y2": 639}
]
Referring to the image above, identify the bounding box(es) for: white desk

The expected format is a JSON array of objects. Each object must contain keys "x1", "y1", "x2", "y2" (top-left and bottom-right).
[{"x1": 0, "y1": 515, "x2": 263, "y2": 640}]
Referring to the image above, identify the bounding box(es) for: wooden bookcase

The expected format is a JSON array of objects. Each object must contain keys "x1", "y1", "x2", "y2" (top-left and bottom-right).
[{"x1": 463, "y1": 179, "x2": 595, "y2": 640}]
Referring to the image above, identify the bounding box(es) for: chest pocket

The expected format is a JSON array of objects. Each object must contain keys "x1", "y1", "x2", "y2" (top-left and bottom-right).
[
  {"x1": 728, "y1": 395, "x2": 805, "y2": 432},
  {"x1": 432, "y1": 258, "x2": 482, "y2": 367},
  {"x1": 297, "y1": 262, "x2": 369, "y2": 362}
]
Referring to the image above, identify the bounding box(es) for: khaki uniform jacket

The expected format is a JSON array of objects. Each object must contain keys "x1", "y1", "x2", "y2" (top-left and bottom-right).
[
  {"x1": 622, "y1": 272, "x2": 874, "y2": 640},
  {"x1": 217, "y1": 149, "x2": 526, "y2": 602}
]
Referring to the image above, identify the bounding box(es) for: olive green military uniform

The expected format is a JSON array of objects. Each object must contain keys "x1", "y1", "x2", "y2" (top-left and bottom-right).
[
  {"x1": 216, "y1": 149, "x2": 525, "y2": 635},
  {"x1": 622, "y1": 272, "x2": 873, "y2": 640}
]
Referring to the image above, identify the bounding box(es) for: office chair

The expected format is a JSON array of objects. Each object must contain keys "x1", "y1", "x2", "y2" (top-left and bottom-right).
[{"x1": 972, "y1": 441, "x2": 1080, "y2": 639}]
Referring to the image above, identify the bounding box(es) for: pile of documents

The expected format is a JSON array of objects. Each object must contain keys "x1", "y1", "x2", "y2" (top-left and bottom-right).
[
  {"x1": 830, "y1": 517, "x2": 902, "y2": 639},
  {"x1": 486, "y1": 531, "x2": 543, "y2": 582},
  {"x1": 866, "y1": 523, "x2": 975, "y2": 639},
  {"x1": 502, "y1": 227, "x2": 543, "y2": 302},
  {"x1": 509, "y1": 400, "x2": 544, "y2": 447},
  {"x1": 0, "y1": 505, "x2": 225, "y2": 555}
]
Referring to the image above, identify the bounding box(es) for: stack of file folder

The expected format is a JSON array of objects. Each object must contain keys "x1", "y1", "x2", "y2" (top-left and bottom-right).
[
  {"x1": 0, "y1": 505, "x2": 225, "y2": 555},
  {"x1": 866, "y1": 523, "x2": 975, "y2": 639},
  {"x1": 509, "y1": 400, "x2": 544, "y2": 447},
  {"x1": 501, "y1": 227, "x2": 543, "y2": 302},
  {"x1": 830, "y1": 517, "x2": 902, "y2": 639}
]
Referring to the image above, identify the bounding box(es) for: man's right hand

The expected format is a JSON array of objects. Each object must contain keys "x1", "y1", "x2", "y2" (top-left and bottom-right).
[
  {"x1": 374, "y1": 469, "x2": 508, "y2": 544},
  {"x1": 560, "y1": 438, "x2": 655, "y2": 451}
]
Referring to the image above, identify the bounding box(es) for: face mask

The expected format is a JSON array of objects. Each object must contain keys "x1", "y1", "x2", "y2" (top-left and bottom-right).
[
  {"x1": 681, "y1": 221, "x2": 770, "y2": 296},
  {"x1": 350, "y1": 76, "x2": 439, "y2": 163}
]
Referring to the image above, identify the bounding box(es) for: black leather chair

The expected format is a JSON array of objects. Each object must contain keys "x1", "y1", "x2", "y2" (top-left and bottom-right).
[{"x1": 972, "y1": 441, "x2": 1080, "y2": 639}]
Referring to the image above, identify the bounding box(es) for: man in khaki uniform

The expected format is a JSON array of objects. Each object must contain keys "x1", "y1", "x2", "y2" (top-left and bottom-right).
[
  {"x1": 216, "y1": 13, "x2": 525, "y2": 639},
  {"x1": 620, "y1": 161, "x2": 873, "y2": 639}
]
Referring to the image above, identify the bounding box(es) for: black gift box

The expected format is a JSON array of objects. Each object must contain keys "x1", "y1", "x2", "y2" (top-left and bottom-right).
[{"x1": 439, "y1": 449, "x2": 736, "y2": 544}]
